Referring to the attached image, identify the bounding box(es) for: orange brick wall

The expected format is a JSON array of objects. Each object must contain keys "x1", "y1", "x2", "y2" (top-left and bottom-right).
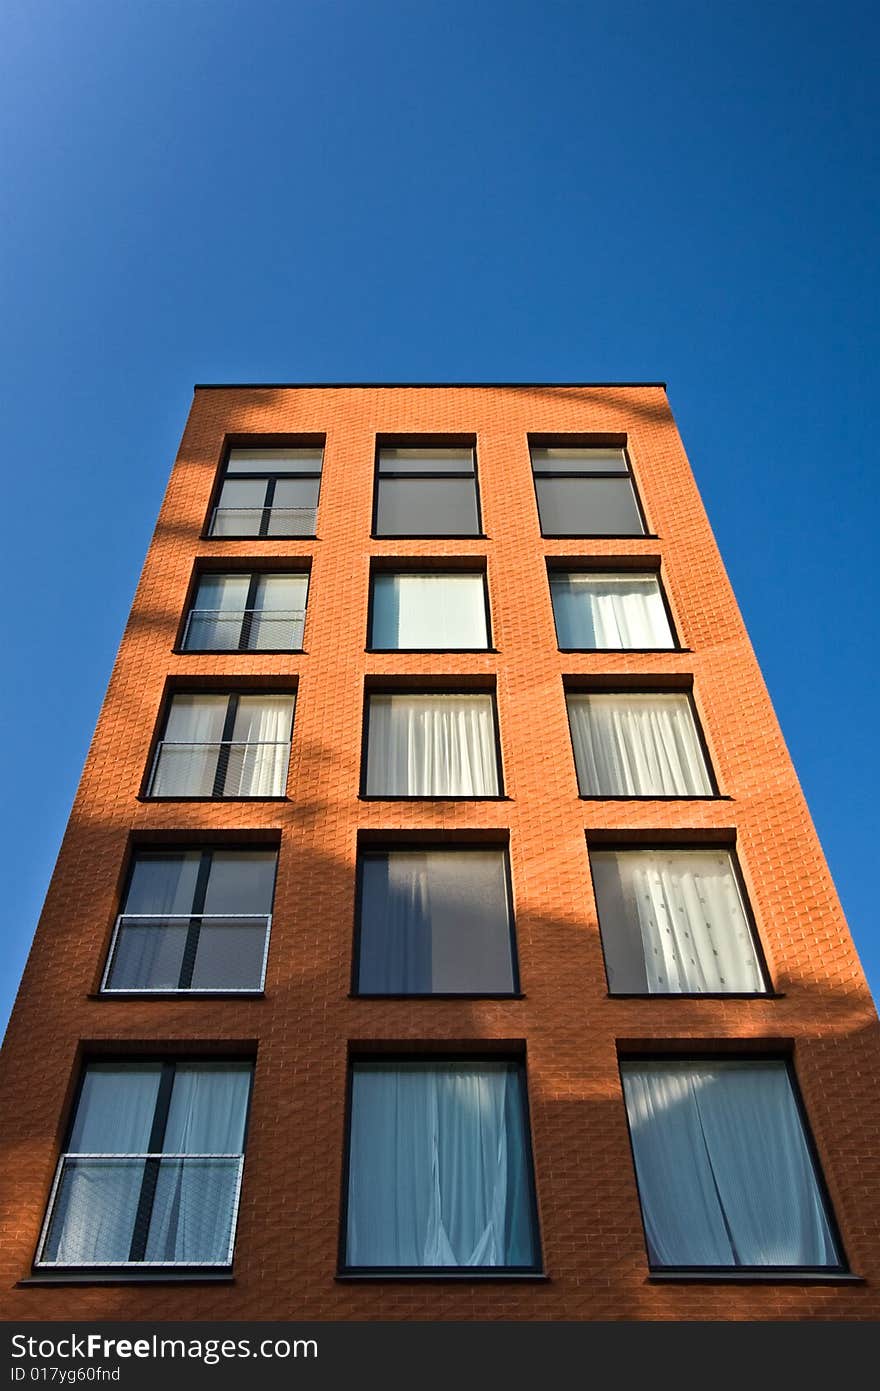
[{"x1": 1, "y1": 384, "x2": 877, "y2": 1320}]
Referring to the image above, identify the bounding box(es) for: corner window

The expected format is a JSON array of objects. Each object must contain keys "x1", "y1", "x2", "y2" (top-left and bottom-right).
[
  {"x1": 620, "y1": 1060, "x2": 843, "y2": 1271},
  {"x1": 374, "y1": 446, "x2": 481, "y2": 537},
  {"x1": 550, "y1": 572, "x2": 674, "y2": 650},
  {"x1": 102, "y1": 848, "x2": 277, "y2": 993},
  {"x1": 147, "y1": 692, "x2": 295, "y2": 798},
  {"x1": 37, "y1": 1061, "x2": 253, "y2": 1268},
  {"x1": 530, "y1": 444, "x2": 645, "y2": 537},
  {"x1": 591, "y1": 848, "x2": 767, "y2": 994},
  {"x1": 355, "y1": 848, "x2": 517, "y2": 995},
  {"x1": 342, "y1": 1059, "x2": 541, "y2": 1272},
  {"x1": 209, "y1": 447, "x2": 322, "y2": 538},
  {"x1": 369, "y1": 572, "x2": 489, "y2": 650},
  {"x1": 364, "y1": 693, "x2": 501, "y2": 797},
  {"x1": 183, "y1": 573, "x2": 308, "y2": 652},
  {"x1": 567, "y1": 692, "x2": 714, "y2": 797}
]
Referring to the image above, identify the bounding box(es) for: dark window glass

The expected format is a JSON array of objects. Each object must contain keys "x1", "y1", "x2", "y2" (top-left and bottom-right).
[
  {"x1": 375, "y1": 446, "x2": 480, "y2": 536},
  {"x1": 343, "y1": 1060, "x2": 540, "y2": 1270},
  {"x1": 38, "y1": 1061, "x2": 252, "y2": 1268},
  {"x1": 530, "y1": 443, "x2": 645, "y2": 537},
  {"x1": 357, "y1": 849, "x2": 515, "y2": 994},
  {"x1": 620, "y1": 1060, "x2": 843, "y2": 1271},
  {"x1": 103, "y1": 849, "x2": 276, "y2": 993}
]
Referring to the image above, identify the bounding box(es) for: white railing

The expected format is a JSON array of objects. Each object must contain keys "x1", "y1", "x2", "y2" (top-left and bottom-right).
[
  {"x1": 101, "y1": 913, "x2": 272, "y2": 993},
  {"x1": 209, "y1": 506, "x2": 316, "y2": 536},
  {"x1": 147, "y1": 740, "x2": 290, "y2": 798},
  {"x1": 182, "y1": 608, "x2": 305, "y2": 651}
]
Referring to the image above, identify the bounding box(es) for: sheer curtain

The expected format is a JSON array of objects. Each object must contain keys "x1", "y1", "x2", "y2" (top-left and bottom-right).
[
  {"x1": 359, "y1": 854, "x2": 433, "y2": 992},
  {"x1": 372, "y1": 575, "x2": 487, "y2": 650},
  {"x1": 147, "y1": 1065, "x2": 251, "y2": 1264},
  {"x1": 594, "y1": 850, "x2": 765, "y2": 994},
  {"x1": 187, "y1": 574, "x2": 250, "y2": 650},
  {"x1": 366, "y1": 695, "x2": 499, "y2": 795},
  {"x1": 568, "y1": 693, "x2": 713, "y2": 796},
  {"x1": 551, "y1": 574, "x2": 673, "y2": 650},
  {"x1": 45, "y1": 1066, "x2": 162, "y2": 1264},
  {"x1": 229, "y1": 696, "x2": 294, "y2": 796},
  {"x1": 152, "y1": 696, "x2": 228, "y2": 796},
  {"x1": 346, "y1": 1063, "x2": 536, "y2": 1267},
  {"x1": 110, "y1": 853, "x2": 200, "y2": 990},
  {"x1": 622, "y1": 1062, "x2": 840, "y2": 1267}
]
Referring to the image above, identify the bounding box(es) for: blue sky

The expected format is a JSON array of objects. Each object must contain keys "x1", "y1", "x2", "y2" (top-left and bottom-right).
[{"x1": 0, "y1": 0, "x2": 877, "y2": 1032}]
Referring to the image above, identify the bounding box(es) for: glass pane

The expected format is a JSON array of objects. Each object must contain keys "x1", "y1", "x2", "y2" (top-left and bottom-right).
[
  {"x1": 186, "y1": 575, "x2": 251, "y2": 651},
  {"x1": 266, "y1": 478, "x2": 319, "y2": 536},
  {"x1": 144, "y1": 1157, "x2": 242, "y2": 1264},
  {"x1": 378, "y1": 447, "x2": 474, "y2": 474},
  {"x1": 124, "y1": 853, "x2": 201, "y2": 915},
  {"x1": 376, "y1": 477, "x2": 480, "y2": 536},
  {"x1": 224, "y1": 696, "x2": 294, "y2": 797},
  {"x1": 164, "y1": 1064, "x2": 252, "y2": 1153},
  {"x1": 621, "y1": 1061, "x2": 841, "y2": 1268},
  {"x1": 567, "y1": 693, "x2": 713, "y2": 796},
  {"x1": 203, "y1": 851, "x2": 277, "y2": 914},
  {"x1": 366, "y1": 694, "x2": 499, "y2": 796},
  {"x1": 41, "y1": 1157, "x2": 147, "y2": 1264},
  {"x1": 212, "y1": 480, "x2": 266, "y2": 536},
  {"x1": 152, "y1": 696, "x2": 227, "y2": 797},
  {"x1": 530, "y1": 446, "x2": 628, "y2": 473},
  {"x1": 550, "y1": 573, "x2": 673, "y2": 649},
  {"x1": 248, "y1": 574, "x2": 308, "y2": 650},
  {"x1": 371, "y1": 574, "x2": 488, "y2": 649},
  {"x1": 591, "y1": 849, "x2": 766, "y2": 993},
  {"x1": 69, "y1": 1065, "x2": 162, "y2": 1153},
  {"x1": 358, "y1": 850, "x2": 514, "y2": 994},
  {"x1": 346, "y1": 1062, "x2": 538, "y2": 1268},
  {"x1": 106, "y1": 920, "x2": 189, "y2": 990},
  {"x1": 189, "y1": 920, "x2": 267, "y2": 990},
  {"x1": 535, "y1": 477, "x2": 644, "y2": 535},
  {"x1": 227, "y1": 448, "x2": 322, "y2": 474}
]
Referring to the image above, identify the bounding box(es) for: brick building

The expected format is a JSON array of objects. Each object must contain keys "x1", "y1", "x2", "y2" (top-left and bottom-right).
[{"x1": 1, "y1": 382, "x2": 878, "y2": 1320}]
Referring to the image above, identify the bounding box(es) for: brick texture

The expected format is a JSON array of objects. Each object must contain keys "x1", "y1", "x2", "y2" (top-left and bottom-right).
[{"x1": 0, "y1": 384, "x2": 878, "y2": 1320}]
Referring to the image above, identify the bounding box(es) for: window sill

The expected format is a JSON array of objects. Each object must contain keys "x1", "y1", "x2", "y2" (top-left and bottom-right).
[
  {"x1": 608, "y1": 991, "x2": 783, "y2": 1000},
  {"x1": 541, "y1": 533, "x2": 660, "y2": 541},
  {"x1": 371, "y1": 534, "x2": 489, "y2": 542},
  {"x1": 137, "y1": 796, "x2": 290, "y2": 803},
  {"x1": 201, "y1": 534, "x2": 318, "y2": 542},
  {"x1": 647, "y1": 1270, "x2": 862, "y2": 1286},
  {"x1": 367, "y1": 648, "x2": 498, "y2": 655},
  {"x1": 349, "y1": 992, "x2": 525, "y2": 1001},
  {"x1": 336, "y1": 1271, "x2": 547, "y2": 1283},
  {"x1": 88, "y1": 992, "x2": 266, "y2": 1001},
  {"x1": 358, "y1": 795, "x2": 510, "y2": 802},
  {"x1": 20, "y1": 1270, "x2": 236, "y2": 1286},
  {"x1": 559, "y1": 647, "x2": 691, "y2": 655},
  {"x1": 173, "y1": 648, "x2": 306, "y2": 656},
  {"x1": 579, "y1": 794, "x2": 730, "y2": 802}
]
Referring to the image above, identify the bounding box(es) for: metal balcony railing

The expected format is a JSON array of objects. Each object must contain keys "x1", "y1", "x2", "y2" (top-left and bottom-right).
[
  {"x1": 147, "y1": 740, "x2": 291, "y2": 798},
  {"x1": 209, "y1": 506, "x2": 317, "y2": 537},
  {"x1": 182, "y1": 608, "x2": 305, "y2": 651},
  {"x1": 101, "y1": 913, "x2": 272, "y2": 993},
  {"x1": 37, "y1": 1154, "x2": 244, "y2": 1267}
]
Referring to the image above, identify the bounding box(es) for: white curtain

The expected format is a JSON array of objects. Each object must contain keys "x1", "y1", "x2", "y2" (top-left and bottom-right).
[
  {"x1": 568, "y1": 694, "x2": 713, "y2": 796},
  {"x1": 622, "y1": 1062, "x2": 840, "y2": 1268},
  {"x1": 46, "y1": 1066, "x2": 162, "y2": 1264},
  {"x1": 110, "y1": 854, "x2": 200, "y2": 990},
  {"x1": 595, "y1": 850, "x2": 765, "y2": 994},
  {"x1": 152, "y1": 695, "x2": 228, "y2": 796},
  {"x1": 187, "y1": 574, "x2": 251, "y2": 650},
  {"x1": 366, "y1": 695, "x2": 499, "y2": 796},
  {"x1": 146, "y1": 1065, "x2": 251, "y2": 1264},
  {"x1": 372, "y1": 575, "x2": 487, "y2": 650},
  {"x1": 227, "y1": 695, "x2": 294, "y2": 796},
  {"x1": 250, "y1": 574, "x2": 308, "y2": 650},
  {"x1": 346, "y1": 1064, "x2": 535, "y2": 1267},
  {"x1": 551, "y1": 574, "x2": 673, "y2": 650}
]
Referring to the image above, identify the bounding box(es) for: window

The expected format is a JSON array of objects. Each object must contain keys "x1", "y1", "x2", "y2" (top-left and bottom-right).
[
  {"x1": 567, "y1": 692, "x2": 714, "y2": 797},
  {"x1": 355, "y1": 848, "x2": 517, "y2": 995},
  {"x1": 102, "y1": 848, "x2": 277, "y2": 994},
  {"x1": 369, "y1": 572, "x2": 489, "y2": 650},
  {"x1": 208, "y1": 447, "x2": 322, "y2": 538},
  {"x1": 364, "y1": 693, "x2": 501, "y2": 797},
  {"x1": 620, "y1": 1059, "x2": 843, "y2": 1272},
  {"x1": 342, "y1": 1059, "x2": 540, "y2": 1272},
  {"x1": 148, "y1": 693, "x2": 294, "y2": 798},
  {"x1": 37, "y1": 1061, "x2": 252, "y2": 1268},
  {"x1": 530, "y1": 444, "x2": 645, "y2": 537},
  {"x1": 374, "y1": 446, "x2": 481, "y2": 536},
  {"x1": 591, "y1": 848, "x2": 767, "y2": 994},
  {"x1": 550, "y1": 572, "x2": 675, "y2": 650},
  {"x1": 182, "y1": 572, "x2": 308, "y2": 652}
]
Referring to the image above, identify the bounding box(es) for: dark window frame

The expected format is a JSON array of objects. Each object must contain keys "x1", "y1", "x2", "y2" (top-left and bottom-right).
[
  {"x1": 144, "y1": 688, "x2": 296, "y2": 802},
  {"x1": 528, "y1": 437, "x2": 650, "y2": 539},
  {"x1": 360, "y1": 686, "x2": 506, "y2": 801},
  {"x1": 203, "y1": 438, "x2": 324, "y2": 541},
  {"x1": 351, "y1": 843, "x2": 521, "y2": 998},
  {"x1": 366, "y1": 565, "x2": 494, "y2": 653},
  {"x1": 178, "y1": 569, "x2": 310, "y2": 655},
  {"x1": 33, "y1": 1056, "x2": 256, "y2": 1276},
  {"x1": 617, "y1": 1051, "x2": 850, "y2": 1279},
  {"x1": 548, "y1": 564, "x2": 682, "y2": 653},
  {"x1": 100, "y1": 846, "x2": 279, "y2": 997},
  {"x1": 587, "y1": 839, "x2": 773, "y2": 997},
  {"x1": 338, "y1": 1051, "x2": 543, "y2": 1279},
  {"x1": 564, "y1": 682, "x2": 721, "y2": 800},
  {"x1": 371, "y1": 438, "x2": 485, "y2": 540}
]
